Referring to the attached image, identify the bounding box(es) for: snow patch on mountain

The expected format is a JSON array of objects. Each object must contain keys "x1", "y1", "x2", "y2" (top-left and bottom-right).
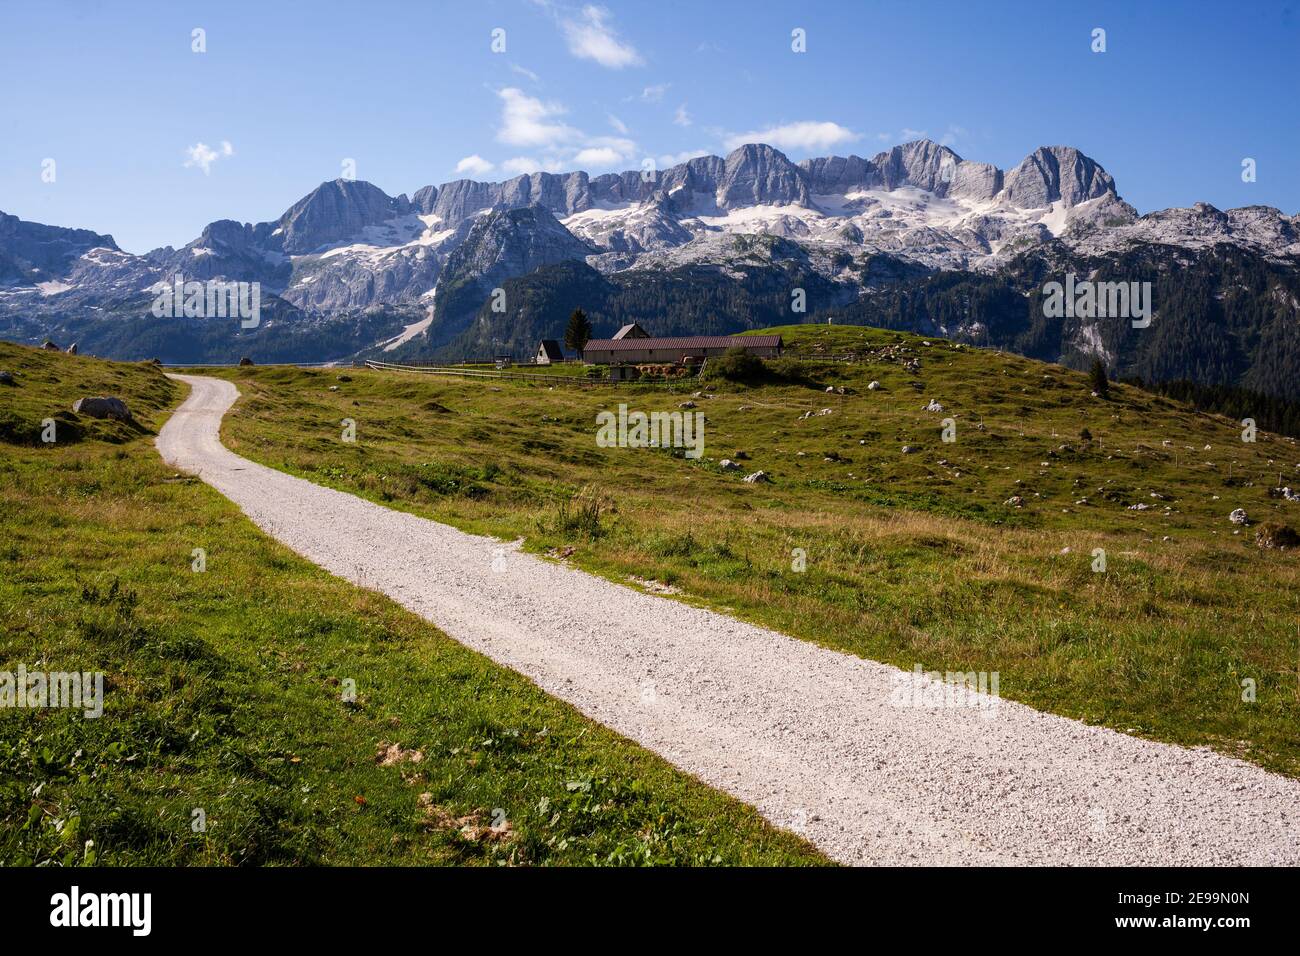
[
  {"x1": 380, "y1": 301, "x2": 436, "y2": 351},
  {"x1": 6, "y1": 138, "x2": 1298, "y2": 337}
]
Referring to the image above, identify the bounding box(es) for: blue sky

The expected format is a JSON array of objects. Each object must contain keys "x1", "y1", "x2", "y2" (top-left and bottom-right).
[{"x1": 1, "y1": 0, "x2": 1296, "y2": 253}]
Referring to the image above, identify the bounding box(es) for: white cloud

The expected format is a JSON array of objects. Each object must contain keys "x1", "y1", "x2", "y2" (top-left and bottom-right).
[
  {"x1": 510, "y1": 63, "x2": 541, "y2": 83},
  {"x1": 658, "y1": 149, "x2": 710, "y2": 167},
  {"x1": 560, "y1": 5, "x2": 643, "y2": 69},
  {"x1": 454, "y1": 154, "x2": 495, "y2": 177},
  {"x1": 723, "y1": 121, "x2": 858, "y2": 153},
  {"x1": 586, "y1": 134, "x2": 635, "y2": 153},
  {"x1": 487, "y1": 87, "x2": 638, "y2": 173},
  {"x1": 639, "y1": 82, "x2": 670, "y2": 102},
  {"x1": 573, "y1": 146, "x2": 624, "y2": 167},
  {"x1": 496, "y1": 87, "x2": 579, "y2": 148},
  {"x1": 183, "y1": 139, "x2": 233, "y2": 175},
  {"x1": 576, "y1": 135, "x2": 636, "y2": 168},
  {"x1": 900, "y1": 127, "x2": 929, "y2": 142},
  {"x1": 673, "y1": 103, "x2": 691, "y2": 127},
  {"x1": 501, "y1": 156, "x2": 545, "y2": 176}
]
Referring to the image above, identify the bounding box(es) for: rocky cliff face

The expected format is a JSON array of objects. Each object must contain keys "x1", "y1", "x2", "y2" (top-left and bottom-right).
[
  {"x1": 0, "y1": 212, "x2": 119, "y2": 284},
  {"x1": 275, "y1": 179, "x2": 414, "y2": 254},
  {"x1": 424, "y1": 205, "x2": 594, "y2": 347},
  {"x1": 1002, "y1": 146, "x2": 1118, "y2": 208},
  {"x1": 1071, "y1": 202, "x2": 1300, "y2": 257},
  {"x1": 714, "y1": 144, "x2": 812, "y2": 208}
]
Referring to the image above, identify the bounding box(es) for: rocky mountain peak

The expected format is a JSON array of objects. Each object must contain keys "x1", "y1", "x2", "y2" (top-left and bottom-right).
[
  {"x1": 716, "y1": 143, "x2": 811, "y2": 208},
  {"x1": 436, "y1": 205, "x2": 593, "y2": 300},
  {"x1": 1002, "y1": 146, "x2": 1117, "y2": 209},
  {"x1": 425, "y1": 204, "x2": 594, "y2": 346},
  {"x1": 0, "y1": 210, "x2": 120, "y2": 283},
  {"x1": 870, "y1": 139, "x2": 963, "y2": 193},
  {"x1": 195, "y1": 219, "x2": 259, "y2": 251},
  {"x1": 799, "y1": 154, "x2": 878, "y2": 195},
  {"x1": 275, "y1": 179, "x2": 413, "y2": 254}
]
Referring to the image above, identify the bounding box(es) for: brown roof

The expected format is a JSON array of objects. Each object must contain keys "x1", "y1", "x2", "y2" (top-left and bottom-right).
[
  {"x1": 583, "y1": 334, "x2": 783, "y2": 352},
  {"x1": 612, "y1": 322, "x2": 649, "y2": 339}
]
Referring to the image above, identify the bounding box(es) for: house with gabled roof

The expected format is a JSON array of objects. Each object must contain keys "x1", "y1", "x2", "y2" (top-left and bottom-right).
[{"x1": 535, "y1": 339, "x2": 564, "y2": 365}]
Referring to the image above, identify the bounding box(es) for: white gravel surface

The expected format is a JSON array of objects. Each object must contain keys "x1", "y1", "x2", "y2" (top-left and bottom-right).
[{"x1": 158, "y1": 374, "x2": 1300, "y2": 865}]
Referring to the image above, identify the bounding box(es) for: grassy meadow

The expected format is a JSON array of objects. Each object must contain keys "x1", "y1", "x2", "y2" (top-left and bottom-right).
[
  {"x1": 206, "y1": 324, "x2": 1300, "y2": 776},
  {"x1": 0, "y1": 341, "x2": 825, "y2": 866}
]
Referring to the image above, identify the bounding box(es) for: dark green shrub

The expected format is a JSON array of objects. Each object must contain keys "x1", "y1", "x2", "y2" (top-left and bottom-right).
[{"x1": 704, "y1": 347, "x2": 765, "y2": 384}]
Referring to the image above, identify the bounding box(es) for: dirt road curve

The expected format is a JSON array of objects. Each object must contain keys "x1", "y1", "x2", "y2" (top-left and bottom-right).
[{"x1": 157, "y1": 374, "x2": 1300, "y2": 865}]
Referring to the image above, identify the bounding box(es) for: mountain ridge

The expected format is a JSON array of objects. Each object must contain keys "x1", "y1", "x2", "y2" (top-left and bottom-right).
[{"x1": 2, "y1": 138, "x2": 1298, "y2": 398}]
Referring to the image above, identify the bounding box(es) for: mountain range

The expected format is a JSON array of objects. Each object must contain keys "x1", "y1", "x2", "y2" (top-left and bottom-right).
[{"x1": 2, "y1": 139, "x2": 1298, "y2": 400}]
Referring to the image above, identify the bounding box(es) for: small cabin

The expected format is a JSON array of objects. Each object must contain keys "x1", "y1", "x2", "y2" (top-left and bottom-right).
[{"x1": 535, "y1": 340, "x2": 563, "y2": 365}]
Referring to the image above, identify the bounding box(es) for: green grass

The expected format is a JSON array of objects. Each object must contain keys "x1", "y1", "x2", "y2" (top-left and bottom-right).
[
  {"x1": 0, "y1": 342, "x2": 825, "y2": 866},
  {"x1": 200, "y1": 324, "x2": 1300, "y2": 777}
]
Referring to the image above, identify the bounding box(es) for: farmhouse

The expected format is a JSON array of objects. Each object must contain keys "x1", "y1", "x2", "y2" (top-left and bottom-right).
[
  {"x1": 582, "y1": 334, "x2": 783, "y2": 365},
  {"x1": 535, "y1": 339, "x2": 563, "y2": 364}
]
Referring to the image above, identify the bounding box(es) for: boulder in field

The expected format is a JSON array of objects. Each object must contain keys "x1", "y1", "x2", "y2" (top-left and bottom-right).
[
  {"x1": 65, "y1": 343, "x2": 78, "y2": 355},
  {"x1": 1256, "y1": 523, "x2": 1300, "y2": 550},
  {"x1": 0, "y1": 371, "x2": 14, "y2": 386},
  {"x1": 1229, "y1": 508, "x2": 1250, "y2": 526},
  {"x1": 72, "y1": 396, "x2": 132, "y2": 421},
  {"x1": 238, "y1": 356, "x2": 255, "y2": 367},
  {"x1": 40, "y1": 340, "x2": 60, "y2": 351},
  {"x1": 742, "y1": 470, "x2": 770, "y2": 483}
]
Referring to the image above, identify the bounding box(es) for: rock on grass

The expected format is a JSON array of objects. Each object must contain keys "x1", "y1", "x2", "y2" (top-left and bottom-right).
[{"x1": 1256, "y1": 523, "x2": 1300, "y2": 550}]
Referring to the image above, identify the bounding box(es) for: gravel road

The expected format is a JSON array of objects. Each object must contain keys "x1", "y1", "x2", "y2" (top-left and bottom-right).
[{"x1": 157, "y1": 373, "x2": 1300, "y2": 865}]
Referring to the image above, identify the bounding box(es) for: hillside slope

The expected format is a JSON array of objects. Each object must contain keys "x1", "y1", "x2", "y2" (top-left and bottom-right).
[
  {"x1": 212, "y1": 325, "x2": 1300, "y2": 776},
  {"x1": 0, "y1": 342, "x2": 823, "y2": 866}
]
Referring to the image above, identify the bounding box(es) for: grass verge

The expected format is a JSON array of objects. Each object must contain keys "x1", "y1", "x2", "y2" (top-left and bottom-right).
[{"x1": 0, "y1": 342, "x2": 825, "y2": 866}]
